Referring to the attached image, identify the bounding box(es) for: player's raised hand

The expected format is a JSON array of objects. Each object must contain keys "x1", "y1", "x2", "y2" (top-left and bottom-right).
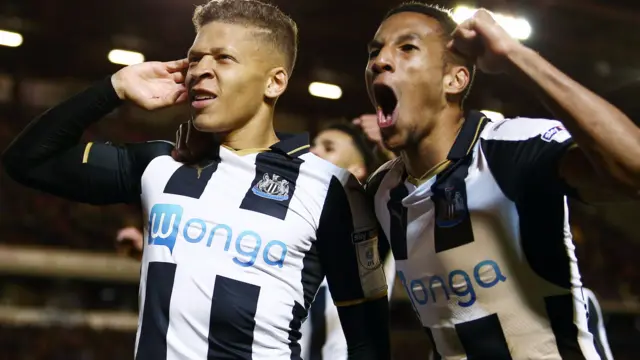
[
  {"x1": 111, "y1": 59, "x2": 189, "y2": 110},
  {"x1": 447, "y1": 9, "x2": 522, "y2": 74},
  {"x1": 115, "y1": 226, "x2": 144, "y2": 261},
  {"x1": 353, "y1": 114, "x2": 383, "y2": 144}
]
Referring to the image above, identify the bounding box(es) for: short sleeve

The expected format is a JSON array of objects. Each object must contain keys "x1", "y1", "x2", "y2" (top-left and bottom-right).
[
  {"x1": 316, "y1": 173, "x2": 387, "y2": 306},
  {"x1": 480, "y1": 117, "x2": 577, "y2": 200}
]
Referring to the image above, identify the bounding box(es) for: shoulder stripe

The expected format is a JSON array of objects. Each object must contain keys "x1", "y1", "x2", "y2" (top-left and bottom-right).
[
  {"x1": 82, "y1": 142, "x2": 93, "y2": 163},
  {"x1": 481, "y1": 117, "x2": 570, "y2": 143}
]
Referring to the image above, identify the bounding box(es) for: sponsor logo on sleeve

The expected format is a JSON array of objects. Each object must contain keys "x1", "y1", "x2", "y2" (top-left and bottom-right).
[{"x1": 541, "y1": 125, "x2": 566, "y2": 142}]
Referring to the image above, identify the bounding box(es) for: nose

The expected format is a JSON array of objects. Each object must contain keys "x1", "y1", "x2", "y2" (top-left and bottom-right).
[
  {"x1": 371, "y1": 48, "x2": 395, "y2": 75},
  {"x1": 188, "y1": 56, "x2": 216, "y2": 84}
]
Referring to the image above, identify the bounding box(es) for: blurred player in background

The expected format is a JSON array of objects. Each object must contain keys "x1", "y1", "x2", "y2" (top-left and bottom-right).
[
  {"x1": 118, "y1": 122, "x2": 396, "y2": 360},
  {"x1": 2, "y1": 0, "x2": 392, "y2": 358}
]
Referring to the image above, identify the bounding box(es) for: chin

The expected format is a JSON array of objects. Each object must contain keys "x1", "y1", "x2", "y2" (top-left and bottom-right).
[
  {"x1": 191, "y1": 114, "x2": 222, "y2": 133},
  {"x1": 381, "y1": 130, "x2": 406, "y2": 151}
]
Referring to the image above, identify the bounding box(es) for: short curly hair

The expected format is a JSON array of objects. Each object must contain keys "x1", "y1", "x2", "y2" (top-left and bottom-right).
[{"x1": 193, "y1": 0, "x2": 298, "y2": 74}]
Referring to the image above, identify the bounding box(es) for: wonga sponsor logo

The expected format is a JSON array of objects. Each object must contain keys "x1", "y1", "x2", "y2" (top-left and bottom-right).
[
  {"x1": 148, "y1": 204, "x2": 288, "y2": 268},
  {"x1": 398, "y1": 260, "x2": 507, "y2": 308}
]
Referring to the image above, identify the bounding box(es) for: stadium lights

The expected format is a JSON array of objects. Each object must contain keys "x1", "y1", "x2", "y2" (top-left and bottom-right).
[
  {"x1": 308, "y1": 82, "x2": 342, "y2": 100},
  {"x1": 452, "y1": 6, "x2": 532, "y2": 40},
  {"x1": 108, "y1": 49, "x2": 145, "y2": 66},
  {"x1": 480, "y1": 110, "x2": 505, "y2": 122},
  {"x1": 0, "y1": 29, "x2": 23, "y2": 47}
]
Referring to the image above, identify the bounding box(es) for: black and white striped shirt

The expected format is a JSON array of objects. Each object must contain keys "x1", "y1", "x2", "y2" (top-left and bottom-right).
[
  {"x1": 137, "y1": 136, "x2": 387, "y2": 359},
  {"x1": 367, "y1": 110, "x2": 602, "y2": 359}
]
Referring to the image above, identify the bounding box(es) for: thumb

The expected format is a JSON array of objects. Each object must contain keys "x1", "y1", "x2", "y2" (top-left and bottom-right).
[{"x1": 170, "y1": 84, "x2": 188, "y2": 103}]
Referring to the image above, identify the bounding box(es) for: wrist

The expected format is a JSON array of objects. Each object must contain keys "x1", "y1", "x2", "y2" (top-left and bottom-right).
[{"x1": 110, "y1": 72, "x2": 126, "y2": 100}]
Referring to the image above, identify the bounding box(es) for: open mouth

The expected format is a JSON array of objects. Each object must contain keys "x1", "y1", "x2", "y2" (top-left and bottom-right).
[
  {"x1": 189, "y1": 89, "x2": 218, "y2": 109},
  {"x1": 373, "y1": 84, "x2": 398, "y2": 128}
]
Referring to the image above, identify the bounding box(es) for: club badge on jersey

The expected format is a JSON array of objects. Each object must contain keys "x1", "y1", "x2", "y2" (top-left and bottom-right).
[
  {"x1": 252, "y1": 173, "x2": 290, "y2": 201},
  {"x1": 433, "y1": 185, "x2": 468, "y2": 228}
]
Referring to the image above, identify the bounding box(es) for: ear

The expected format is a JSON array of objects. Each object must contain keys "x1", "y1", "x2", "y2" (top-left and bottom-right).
[
  {"x1": 442, "y1": 65, "x2": 470, "y2": 98},
  {"x1": 265, "y1": 67, "x2": 289, "y2": 99},
  {"x1": 347, "y1": 164, "x2": 367, "y2": 182}
]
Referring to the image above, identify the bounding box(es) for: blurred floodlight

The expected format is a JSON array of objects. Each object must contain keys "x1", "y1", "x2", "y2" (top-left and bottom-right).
[
  {"x1": 308, "y1": 82, "x2": 342, "y2": 100},
  {"x1": 0, "y1": 30, "x2": 23, "y2": 47},
  {"x1": 108, "y1": 49, "x2": 145, "y2": 66},
  {"x1": 480, "y1": 109, "x2": 505, "y2": 122},
  {"x1": 452, "y1": 6, "x2": 531, "y2": 40}
]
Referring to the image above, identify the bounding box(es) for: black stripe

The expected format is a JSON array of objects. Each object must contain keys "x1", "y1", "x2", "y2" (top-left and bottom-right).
[
  {"x1": 545, "y1": 294, "x2": 586, "y2": 360},
  {"x1": 164, "y1": 161, "x2": 218, "y2": 199},
  {"x1": 240, "y1": 152, "x2": 302, "y2": 220},
  {"x1": 587, "y1": 296, "x2": 607, "y2": 359},
  {"x1": 518, "y1": 193, "x2": 572, "y2": 288},
  {"x1": 431, "y1": 163, "x2": 475, "y2": 253},
  {"x1": 316, "y1": 176, "x2": 363, "y2": 302},
  {"x1": 207, "y1": 276, "x2": 261, "y2": 360},
  {"x1": 136, "y1": 262, "x2": 177, "y2": 360},
  {"x1": 427, "y1": 112, "x2": 486, "y2": 253},
  {"x1": 308, "y1": 286, "x2": 327, "y2": 360},
  {"x1": 455, "y1": 313, "x2": 512, "y2": 360},
  {"x1": 482, "y1": 137, "x2": 575, "y2": 288},
  {"x1": 287, "y1": 301, "x2": 305, "y2": 360},
  {"x1": 387, "y1": 180, "x2": 409, "y2": 260},
  {"x1": 300, "y1": 236, "x2": 323, "y2": 308},
  {"x1": 423, "y1": 327, "x2": 442, "y2": 360},
  {"x1": 289, "y1": 227, "x2": 323, "y2": 359}
]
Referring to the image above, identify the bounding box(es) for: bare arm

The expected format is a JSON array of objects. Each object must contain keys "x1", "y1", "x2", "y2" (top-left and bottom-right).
[
  {"x1": 506, "y1": 45, "x2": 640, "y2": 201},
  {"x1": 452, "y1": 9, "x2": 640, "y2": 202}
]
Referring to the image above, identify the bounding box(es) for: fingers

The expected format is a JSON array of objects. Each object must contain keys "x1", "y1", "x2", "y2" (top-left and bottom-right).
[
  {"x1": 449, "y1": 19, "x2": 482, "y2": 58},
  {"x1": 451, "y1": 18, "x2": 478, "y2": 41},
  {"x1": 116, "y1": 227, "x2": 143, "y2": 243},
  {"x1": 172, "y1": 71, "x2": 186, "y2": 84},
  {"x1": 175, "y1": 89, "x2": 189, "y2": 104},
  {"x1": 165, "y1": 58, "x2": 189, "y2": 72}
]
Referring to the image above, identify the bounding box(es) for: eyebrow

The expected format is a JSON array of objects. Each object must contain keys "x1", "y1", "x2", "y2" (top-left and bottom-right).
[
  {"x1": 368, "y1": 32, "x2": 423, "y2": 50},
  {"x1": 187, "y1": 47, "x2": 231, "y2": 58}
]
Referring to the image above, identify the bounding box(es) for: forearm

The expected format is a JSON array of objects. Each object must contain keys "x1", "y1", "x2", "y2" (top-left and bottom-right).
[
  {"x1": 2, "y1": 77, "x2": 122, "y2": 177},
  {"x1": 506, "y1": 45, "x2": 640, "y2": 187},
  {"x1": 338, "y1": 297, "x2": 391, "y2": 360},
  {"x1": 0, "y1": 77, "x2": 157, "y2": 205}
]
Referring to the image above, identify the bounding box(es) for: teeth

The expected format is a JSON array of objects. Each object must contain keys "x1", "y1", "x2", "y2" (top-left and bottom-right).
[{"x1": 194, "y1": 95, "x2": 213, "y2": 101}]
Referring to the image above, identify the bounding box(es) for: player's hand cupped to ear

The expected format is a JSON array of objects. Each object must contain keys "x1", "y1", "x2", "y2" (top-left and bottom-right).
[{"x1": 111, "y1": 59, "x2": 189, "y2": 110}]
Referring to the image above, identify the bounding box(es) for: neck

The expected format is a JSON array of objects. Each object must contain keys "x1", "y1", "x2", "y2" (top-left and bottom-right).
[
  {"x1": 218, "y1": 105, "x2": 279, "y2": 150},
  {"x1": 401, "y1": 105, "x2": 464, "y2": 179}
]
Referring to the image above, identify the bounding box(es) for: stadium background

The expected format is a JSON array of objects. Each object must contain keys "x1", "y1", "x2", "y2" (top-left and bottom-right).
[{"x1": 0, "y1": 0, "x2": 639, "y2": 358}]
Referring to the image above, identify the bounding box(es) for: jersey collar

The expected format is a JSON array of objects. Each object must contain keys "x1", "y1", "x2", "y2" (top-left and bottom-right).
[
  {"x1": 270, "y1": 132, "x2": 310, "y2": 158},
  {"x1": 447, "y1": 110, "x2": 490, "y2": 161}
]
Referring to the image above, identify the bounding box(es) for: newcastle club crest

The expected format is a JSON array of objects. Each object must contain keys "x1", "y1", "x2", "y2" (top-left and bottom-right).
[{"x1": 252, "y1": 173, "x2": 290, "y2": 201}]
